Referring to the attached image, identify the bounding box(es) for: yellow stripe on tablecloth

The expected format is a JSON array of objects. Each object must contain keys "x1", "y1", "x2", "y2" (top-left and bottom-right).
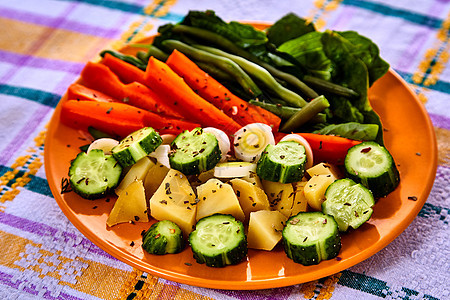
[
  {"x1": 0, "y1": 18, "x2": 112, "y2": 63},
  {"x1": 0, "y1": 229, "x2": 138, "y2": 299},
  {"x1": 307, "y1": 0, "x2": 343, "y2": 30},
  {"x1": 300, "y1": 273, "x2": 341, "y2": 299},
  {"x1": 435, "y1": 127, "x2": 450, "y2": 166},
  {"x1": 411, "y1": 11, "x2": 450, "y2": 103}
]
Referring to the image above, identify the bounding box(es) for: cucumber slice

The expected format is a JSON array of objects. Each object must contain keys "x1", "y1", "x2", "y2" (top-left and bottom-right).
[
  {"x1": 68, "y1": 149, "x2": 123, "y2": 199},
  {"x1": 111, "y1": 127, "x2": 162, "y2": 167},
  {"x1": 345, "y1": 141, "x2": 400, "y2": 198},
  {"x1": 282, "y1": 212, "x2": 341, "y2": 265},
  {"x1": 169, "y1": 128, "x2": 221, "y2": 175},
  {"x1": 142, "y1": 220, "x2": 184, "y2": 255},
  {"x1": 323, "y1": 178, "x2": 374, "y2": 231},
  {"x1": 189, "y1": 214, "x2": 247, "y2": 267},
  {"x1": 256, "y1": 141, "x2": 307, "y2": 183}
]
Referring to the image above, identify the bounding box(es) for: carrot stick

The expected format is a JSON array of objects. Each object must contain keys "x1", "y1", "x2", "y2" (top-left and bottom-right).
[
  {"x1": 275, "y1": 132, "x2": 361, "y2": 165},
  {"x1": 80, "y1": 62, "x2": 182, "y2": 118},
  {"x1": 67, "y1": 83, "x2": 116, "y2": 102},
  {"x1": 60, "y1": 100, "x2": 200, "y2": 139},
  {"x1": 165, "y1": 50, "x2": 281, "y2": 130},
  {"x1": 101, "y1": 53, "x2": 145, "y2": 84},
  {"x1": 144, "y1": 56, "x2": 242, "y2": 137}
]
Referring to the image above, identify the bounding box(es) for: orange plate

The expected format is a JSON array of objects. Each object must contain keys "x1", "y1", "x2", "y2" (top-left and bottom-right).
[{"x1": 44, "y1": 25, "x2": 437, "y2": 290}]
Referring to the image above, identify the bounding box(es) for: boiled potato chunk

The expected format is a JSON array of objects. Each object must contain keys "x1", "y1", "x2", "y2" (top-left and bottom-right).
[
  {"x1": 107, "y1": 179, "x2": 149, "y2": 227},
  {"x1": 115, "y1": 156, "x2": 154, "y2": 196},
  {"x1": 230, "y1": 178, "x2": 270, "y2": 220},
  {"x1": 149, "y1": 169, "x2": 197, "y2": 236},
  {"x1": 291, "y1": 181, "x2": 308, "y2": 216},
  {"x1": 247, "y1": 210, "x2": 287, "y2": 251},
  {"x1": 304, "y1": 174, "x2": 336, "y2": 211},
  {"x1": 196, "y1": 178, "x2": 245, "y2": 222},
  {"x1": 241, "y1": 171, "x2": 263, "y2": 189},
  {"x1": 261, "y1": 179, "x2": 295, "y2": 218},
  {"x1": 143, "y1": 161, "x2": 170, "y2": 200},
  {"x1": 306, "y1": 162, "x2": 341, "y2": 180}
]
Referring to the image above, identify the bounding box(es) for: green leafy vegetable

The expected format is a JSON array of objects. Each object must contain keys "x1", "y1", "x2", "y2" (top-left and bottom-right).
[
  {"x1": 313, "y1": 122, "x2": 379, "y2": 141},
  {"x1": 266, "y1": 13, "x2": 316, "y2": 47}
]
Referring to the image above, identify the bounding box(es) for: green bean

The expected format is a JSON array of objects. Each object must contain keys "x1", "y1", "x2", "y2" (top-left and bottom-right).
[
  {"x1": 194, "y1": 45, "x2": 307, "y2": 108},
  {"x1": 99, "y1": 50, "x2": 147, "y2": 70},
  {"x1": 303, "y1": 75, "x2": 359, "y2": 98},
  {"x1": 171, "y1": 24, "x2": 318, "y2": 99},
  {"x1": 161, "y1": 40, "x2": 262, "y2": 99},
  {"x1": 248, "y1": 100, "x2": 326, "y2": 123},
  {"x1": 280, "y1": 95, "x2": 330, "y2": 132},
  {"x1": 133, "y1": 44, "x2": 169, "y2": 62},
  {"x1": 195, "y1": 61, "x2": 235, "y2": 82}
]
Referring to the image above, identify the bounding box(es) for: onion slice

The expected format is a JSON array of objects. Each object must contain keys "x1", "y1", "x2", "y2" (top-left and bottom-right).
[
  {"x1": 280, "y1": 134, "x2": 314, "y2": 169},
  {"x1": 203, "y1": 127, "x2": 231, "y2": 162},
  {"x1": 233, "y1": 123, "x2": 275, "y2": 162},
  {"x1": 214, "y1": 162, "x2": 257, "y2": 178},
  {"x1": 149, "y1": 144, "x2": 171, "y2": 169},
  {"x1": 87, "y1": 138, "x2": 119, "y2": 155}
]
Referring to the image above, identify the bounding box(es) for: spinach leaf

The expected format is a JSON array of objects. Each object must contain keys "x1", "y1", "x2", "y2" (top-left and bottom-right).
[
  {"x1": 267, "y1": 13, "x2": 316, "y2": 47},
  {"x1": 338, "y1": 31, "x2": 390, "y2": 86},
  {"x1": 313, "y1": 122, "x2": 379, "y2": 141},
  {"x1": 181, "y1": 10, "x2": 267, "y2": 48},
  {"x1": 320, "y1": 30, "x2": 384, "y2": 144},
  {"x1": 278, "y1": 31, "x2": 333, "y2": 80}
]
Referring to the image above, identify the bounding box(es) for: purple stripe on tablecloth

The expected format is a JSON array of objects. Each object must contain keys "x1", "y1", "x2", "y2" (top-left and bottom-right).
[
  {"x1": 429, "y1": 113, "x2": 450, "y2": 130},
  {"x1": 0, "y1": 270, "x2": 86, "y2": 300},
  {"x1": 218, "y1": 285, "x2": 294, "y2": 300},
  {"x1": 0, "y1": 7, "x2": 122, "y2": 39},
  {"x1": 0, "y1": 50, "x2": 84, "y2": 74},
  {"x1": 396, "y1": 27, "x2": 434, "y2": 72},
  {"x1": 0, "y1": 105, "x2": 52, "y2": 166},
  {"x1": 0, "y1": 212, "x2": 115, "y2": 260}
]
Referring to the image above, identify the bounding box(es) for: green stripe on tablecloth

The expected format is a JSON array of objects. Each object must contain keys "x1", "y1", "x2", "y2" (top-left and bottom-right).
[
  {"x1": 339, "y1": 270, "x2": 441, "y2": 299},
  {"x1": 0, "y1": 84, "x2": 61, "y2": 108},
  {"x1": 396, "y1": 70, "x2": 450, "y2": 95},
  {"x1": 342, "y1": 0, "x2": 442, "y2": 28}
]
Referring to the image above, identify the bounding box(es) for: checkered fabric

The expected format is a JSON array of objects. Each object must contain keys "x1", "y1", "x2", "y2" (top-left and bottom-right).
[{"x1": 0, "y1": 0, "x2": 449, "y2": 299}]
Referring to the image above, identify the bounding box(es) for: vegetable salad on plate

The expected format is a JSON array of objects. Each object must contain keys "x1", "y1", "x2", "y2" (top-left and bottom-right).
[{"x1": 61, "y1": 10, "x2": 399, "y2": 267}]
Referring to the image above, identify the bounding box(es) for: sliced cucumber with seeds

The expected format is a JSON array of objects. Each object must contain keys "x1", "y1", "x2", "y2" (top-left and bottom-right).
[
  {"x1": 323, "y1": 178, "x2": 374, "y2": 231},
  {"x1": 169, "y1": 128, "x2": 221, "y2": 175},
  {"x1": 68, "y1": 149, "x2": 123, "y2": 200},
  {"x1": 111, "y1": 127, "x2": 162, "y2": 167},
  {"x1": 256, "y1": 140, "x2": 307, "y2": 183},
  {"x1": 282, "y1": 212, "x2": 341, "y2": 265},
  {"x1": 345, "y1": 141, "x2": 400, "y2": 198},
  {"x1": 189, "y1": 214, "x2": 247, "y2": 267}
]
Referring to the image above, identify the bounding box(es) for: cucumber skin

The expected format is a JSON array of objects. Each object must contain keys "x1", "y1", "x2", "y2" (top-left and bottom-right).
[
  {"x1": 189, "y1": 214, "x2": 248, "y2": 268},
  {"x1": 142, "y1": 220, "x2": 184, "y2": 255},
  {"x1": 256, "y1": 142, "x2": 306, "y2": 183},
  {"x1": 112, "y1": 127, "x2": 162, "y2": 167},
  {"x1": 68, "y1": 150, "x2": 122, "y2": 200},
  {"x1": 345, "y1": 142, "x2": 400, "y2": 198},
  {"x1": 282, "y1": 212, "x2": 341, "y2": 265}
]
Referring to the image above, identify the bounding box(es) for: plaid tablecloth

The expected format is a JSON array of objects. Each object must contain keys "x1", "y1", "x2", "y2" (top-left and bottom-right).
[{"x1": 0, "y1": 0, "x2": 449, "y2": 299}]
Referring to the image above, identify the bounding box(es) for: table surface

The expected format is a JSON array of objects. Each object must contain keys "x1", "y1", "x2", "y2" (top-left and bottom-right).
[{"x1": 0, "y1": 0, "x2": 449, "y2": 299}]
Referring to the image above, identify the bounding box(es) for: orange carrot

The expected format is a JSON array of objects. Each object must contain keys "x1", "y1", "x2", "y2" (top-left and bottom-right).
[
  {"x1": 67, "y1": 83, "x2": 116, "y2": 102},
  {"x1": 166, "y1": 50, "x2": 281, "y2": 130},
  {"x1": 101, "y1": 53, "x2": 145, "y2": 84},
  {"x1": 80, "y1": 62, "x2": 182, "y2": 118},
  {"x1": 275, "y1": 132, "x2": 361, "y2": 165},
  {"x1": 60, "y1": 100, "x2": 200, "y2": 139},
  {"x1": 144, "y1": 56, "x2": 242, "y2": 137}
]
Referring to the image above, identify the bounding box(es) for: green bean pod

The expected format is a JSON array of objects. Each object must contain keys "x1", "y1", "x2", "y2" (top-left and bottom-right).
[{"x1": 280, "y1": 95, "x2": 330, "y2": 132}]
